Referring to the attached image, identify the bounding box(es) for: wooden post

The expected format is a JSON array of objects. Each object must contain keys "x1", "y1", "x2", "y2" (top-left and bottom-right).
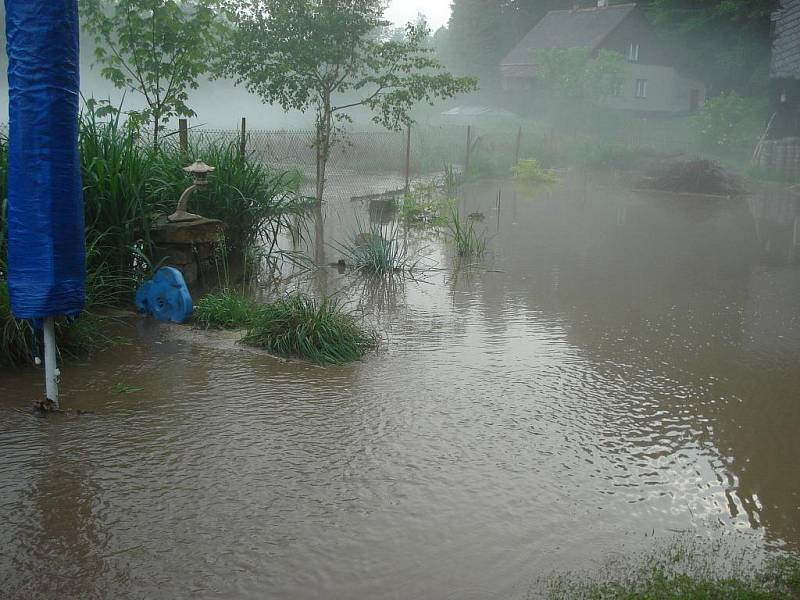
[
  {"x1": 404, "y1": 125, "x2": 411, "y2": 192},
  {"x1": 240, "y1": 117, "x2": 247, "y2": 160},
  {"x1": 178, "y1": 118, "x2": 188, "y2": 153},
  {"x1": 514, "y1": 126, "x2": 522, "y2": 166},
  {"x1": 465, "y1": 125, "x2": 472, "y2": 175}
]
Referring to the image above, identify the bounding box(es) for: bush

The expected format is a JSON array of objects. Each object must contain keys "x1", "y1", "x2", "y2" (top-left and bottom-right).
[
  {"x1": 692, "y1": 92, "x2": 766, "y2": 153},
  {"x1": 512, "y1": 158, "x2": 558, "y2": 183},
  {"x1": 243, "y1": 293, "x2": 377, "y2": 365}
]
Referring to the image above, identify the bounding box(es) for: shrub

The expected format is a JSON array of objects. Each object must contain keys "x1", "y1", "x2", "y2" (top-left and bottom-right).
[
  {"x1": 243, "y1": 293, "x2": 376, "y2": 365},
  {"x1": 512, "y1": 158, "x2": 558, "y2": 183},
  {"x1": 692, "y1": 92, "x2": 766, "y2": 153}
]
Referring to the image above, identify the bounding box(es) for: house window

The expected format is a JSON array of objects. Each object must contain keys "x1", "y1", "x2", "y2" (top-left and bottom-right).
[
  {"x1": 628, "y1": 43, "x2": 640, "y2": 62},
  {"x1": 635, "y1": 79, "x2": 648, "y2": 99}
]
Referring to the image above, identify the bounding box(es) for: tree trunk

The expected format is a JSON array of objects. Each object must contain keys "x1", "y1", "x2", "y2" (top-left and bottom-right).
[
  {"x1": 315, "y1": 97, "x2": 333, "y2": 203},
  {"x1": 153, "y1": 117, "x2": 160, "y2": 149}
]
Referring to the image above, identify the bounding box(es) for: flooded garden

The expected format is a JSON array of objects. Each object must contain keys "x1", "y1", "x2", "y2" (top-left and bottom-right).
[{"x1": 3, "y1": 163, "x2": 800, "y2": 597}]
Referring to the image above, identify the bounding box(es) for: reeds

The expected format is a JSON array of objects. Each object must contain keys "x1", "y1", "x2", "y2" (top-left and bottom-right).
[
  {"x1": 335, "y1": 217, "x2": 419, "y2": 274},
  {"x1": 446, "y1": 211, "x2": 486, "y2": 257}
]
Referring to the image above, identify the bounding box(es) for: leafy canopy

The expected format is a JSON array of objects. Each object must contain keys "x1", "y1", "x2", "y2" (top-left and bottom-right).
[
  {"x1": 79, "y1": 0, "x2": 223, "y2": 138},
  {"x1": 218, "y1": 0, "x2": 477, "y2": 131}
]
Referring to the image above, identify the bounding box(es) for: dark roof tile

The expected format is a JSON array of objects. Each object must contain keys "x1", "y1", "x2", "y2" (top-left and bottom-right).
[
  {"x1": 772, "y1": 0, "x2": 800, "y2": 78},
  {"x1": 501, "y1": 3, "x2": 637, "y2": 67}
]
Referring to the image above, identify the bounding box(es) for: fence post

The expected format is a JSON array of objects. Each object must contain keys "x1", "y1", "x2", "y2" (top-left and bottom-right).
[
  {"x1": 404, "y1": 125, "x2": 411, "y2": 192},
  {"x1": 240, "y1": 117, "x2": 247, "y2": 160},
  {"x1": 514, "y1": 126, "x2": 522, "y2": 166},
  {"x1": 465, "y1": 125, "x2": 472, "y2": 175},
  {"x1": 178, "y1": 118, "x2": 188, "y2": 154}
]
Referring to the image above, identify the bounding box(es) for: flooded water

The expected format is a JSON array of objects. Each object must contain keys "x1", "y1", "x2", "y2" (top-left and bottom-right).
[{"x1": 2, "y1": 178, "x2": 800, "y2": 599}]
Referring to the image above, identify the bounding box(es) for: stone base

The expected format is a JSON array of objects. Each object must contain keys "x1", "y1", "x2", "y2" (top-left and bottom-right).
[{"x1": 150, "y1": 215, "x2": 225, "y2": 287}]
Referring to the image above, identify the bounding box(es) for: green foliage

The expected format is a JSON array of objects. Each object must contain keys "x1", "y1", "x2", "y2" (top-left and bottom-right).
[
  {"x1": 638, "y1": 0, "x2": 778, "y2": 94},
  {"x1": 542, "y1": 542, "x2": 800, "y2": 600},
  {"x1": 395, "y1": 184, "x2": 453, "y2": 226},
  {"x1": 512, "y1": 158, "x2": 557, "y2": 182},
  {"x1": 446, "y1": 211, "x2": 486, "y2": 257},
  {"x1": 194, "y1": 288, "x2": 256, "y2": 329},
  {"x1": 242, "y1": 293, "x2": 377, "y2": 365},
  {"x1": 79, "y1": 100, "x2": 309, "y2": 298},
  {"x1": 692, "y1": 92, "x2": 766, "y2": 152},
  {"x1": 533, "y1": 48, "x2": 626, "y2": 103},
  {"x1": 219, "y1": 0, "x2": 476, "y2": 200},
  {"x1": 336, "y1": 218, "x2": 421, "y2": 274},
  {"x1": 79, "y1": 0, "x2": 224, "y2": 143}
]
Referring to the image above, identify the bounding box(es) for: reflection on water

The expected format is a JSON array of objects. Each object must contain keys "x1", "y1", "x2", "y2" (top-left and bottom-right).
[{"x1": 1, "y1": 179, "x2": 799, "y2": 599}]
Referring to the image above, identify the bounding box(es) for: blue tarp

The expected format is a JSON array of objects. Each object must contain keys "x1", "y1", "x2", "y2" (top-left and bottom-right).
[{"x1": 5, "y1": 0, "x2": 85, "y2": 320}]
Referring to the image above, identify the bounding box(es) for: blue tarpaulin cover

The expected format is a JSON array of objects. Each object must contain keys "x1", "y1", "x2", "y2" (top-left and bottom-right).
[{"x1": 5, "y1": 0, "x2": 85, "y2": 320}]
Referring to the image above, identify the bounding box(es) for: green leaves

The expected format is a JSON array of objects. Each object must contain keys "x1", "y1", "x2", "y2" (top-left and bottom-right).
[{"x1": 79, "y1": 0, "x2": 226, "y2": 142}]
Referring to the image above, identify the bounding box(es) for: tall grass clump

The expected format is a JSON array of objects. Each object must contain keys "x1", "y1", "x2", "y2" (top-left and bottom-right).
[
  {"x1": 149, "y1": 135, "x2": 312, "y2": 271},
  {"x1": 336, "y1": 217, "x2": 420, "y2": 274},
  {"x1": 193, "y1": 288, "x2": 256, "y2": 330},
  {"x1": 446, "y1": 211, "x2": 486, "y2": 257},
  {"x1": 243, "y1": 293, "x2": 376, "y2": 365}
]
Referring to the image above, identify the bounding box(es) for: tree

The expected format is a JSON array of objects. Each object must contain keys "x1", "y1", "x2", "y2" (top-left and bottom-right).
[
  {"x1": 636, "y1": 0, "x2": 779, "y2": 94},
  {"x1": 79, "y1": 0, "x2": 223, "y2": 145},
  {"x1": 219, "y1": 0, "x2": 477, "y2": 202},
  {"x1": 528, "y1": 48, "x2": 625, "y2": 127}
]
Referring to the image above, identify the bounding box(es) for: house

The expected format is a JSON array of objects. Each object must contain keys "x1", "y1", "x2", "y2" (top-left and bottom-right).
[
  {"x1": 769, "y1": 0, "x2": 800, "y2": 138},
  {"x1": 500, "y1": 1, "x2": 706, "y2": 115}
]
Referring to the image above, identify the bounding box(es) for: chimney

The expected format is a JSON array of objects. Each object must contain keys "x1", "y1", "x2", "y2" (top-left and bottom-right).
[{"x1": 598, "y1": 0, "x2": 609, "y2": 7}]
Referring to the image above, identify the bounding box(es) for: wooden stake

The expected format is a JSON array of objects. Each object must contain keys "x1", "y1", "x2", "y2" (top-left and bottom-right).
[
  {"x1": 178, "y1": 119, "x2": 188, "y2": 153},
  {"x1": 404, "y1": 125, "x2": 411, "y2": 192},
  {"x1": 240, "y1": 117, "x2": 247, "y2": 160}
]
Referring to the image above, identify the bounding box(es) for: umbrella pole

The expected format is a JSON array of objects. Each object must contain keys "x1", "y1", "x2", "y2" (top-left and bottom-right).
[{"x1": 43, "y1": 317, "x2": 59, "y2": 408}]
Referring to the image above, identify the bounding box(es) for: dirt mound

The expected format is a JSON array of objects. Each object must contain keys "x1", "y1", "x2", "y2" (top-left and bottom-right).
[{"x1": 639, "y1": 159, "x2": 742, "y2": 196}]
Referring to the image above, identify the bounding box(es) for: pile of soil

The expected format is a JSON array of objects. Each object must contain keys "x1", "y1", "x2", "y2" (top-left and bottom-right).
[{"x1": 638, "y1": 159, "x2": 742, "y2": 196}]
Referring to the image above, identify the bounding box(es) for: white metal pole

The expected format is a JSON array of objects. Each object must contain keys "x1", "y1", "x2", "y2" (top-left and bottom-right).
[{"x1": 43, "y1": 316, "x2": 59, "y2": 408}]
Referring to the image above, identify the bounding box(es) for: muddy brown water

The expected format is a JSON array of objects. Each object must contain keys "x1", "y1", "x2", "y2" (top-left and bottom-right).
[{"x1": 2, "y1": 178, "x2": 799, "y2": 599}]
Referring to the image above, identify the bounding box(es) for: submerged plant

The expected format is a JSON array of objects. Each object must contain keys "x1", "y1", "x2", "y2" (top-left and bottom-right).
[
  {"x1": 243, "y1": 293, "x2": 376, "y2": 365},
  {"x1": 446, "y1": 211, "x2": 486, "y2": 258},
  {"x1": 511, "y1": 158, "x2": 558, "y2": 183},
  {"x1": 336, "y1": 217, "x2": 420, "y2": 274}
]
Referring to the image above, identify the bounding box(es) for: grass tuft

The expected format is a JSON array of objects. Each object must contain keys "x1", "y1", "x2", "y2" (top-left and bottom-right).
[
  {"x1": 540, "y1": 540, "x2": 800, "y2": 600},
  {"x1": 194, "y1": 288, "x2": 256, "y2": 330},
  {"x1": 446, "y1": 211, "x2": 486, "y2": 257},
  {"x1": 336, "y1": 217, "x2": 421, "y2": 274},
  {"x1": 243, "y1": 293, "x2": 377, "y2": 365}
]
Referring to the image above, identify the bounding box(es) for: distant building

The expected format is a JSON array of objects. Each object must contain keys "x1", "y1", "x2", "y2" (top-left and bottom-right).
[
  {"x1": 499, "y1": 1, "x2": 706, "y2": 115},
  {"x1": 769, "y1": 0, "x2": 800, "y2": 138}
]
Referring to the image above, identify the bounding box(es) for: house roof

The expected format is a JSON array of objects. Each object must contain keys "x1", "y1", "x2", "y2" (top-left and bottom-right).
[
  {"x1": 771, "y1": 0, "x2": 800, "y2": 79},
  {"x1": 501, "y1": 3, "x2": 638, "y2": 68}
]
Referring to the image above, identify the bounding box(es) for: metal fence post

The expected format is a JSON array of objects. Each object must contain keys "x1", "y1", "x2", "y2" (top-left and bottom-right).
[
  {"x1": 240, "y1": 117, "x2": 247, "y2": 160},
  {"x1": 178, "y1": 118, "x2": 188, "y2": 153},
  {"x1": 465, "y1": 125, "x2": 472, "y2": 175},
  {"x1": 404, "y1": 124, "x2": 411, "y2": 192}
]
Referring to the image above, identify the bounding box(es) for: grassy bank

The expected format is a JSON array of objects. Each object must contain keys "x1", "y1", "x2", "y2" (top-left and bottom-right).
[{"x1": 538, "y1": 540, "x2": 800, "y2": 600}]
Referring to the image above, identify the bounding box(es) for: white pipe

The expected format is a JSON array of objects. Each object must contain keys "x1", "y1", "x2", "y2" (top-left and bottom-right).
[{"x1": 43, "y1": 317, "x2": 59, "y2": 408}]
